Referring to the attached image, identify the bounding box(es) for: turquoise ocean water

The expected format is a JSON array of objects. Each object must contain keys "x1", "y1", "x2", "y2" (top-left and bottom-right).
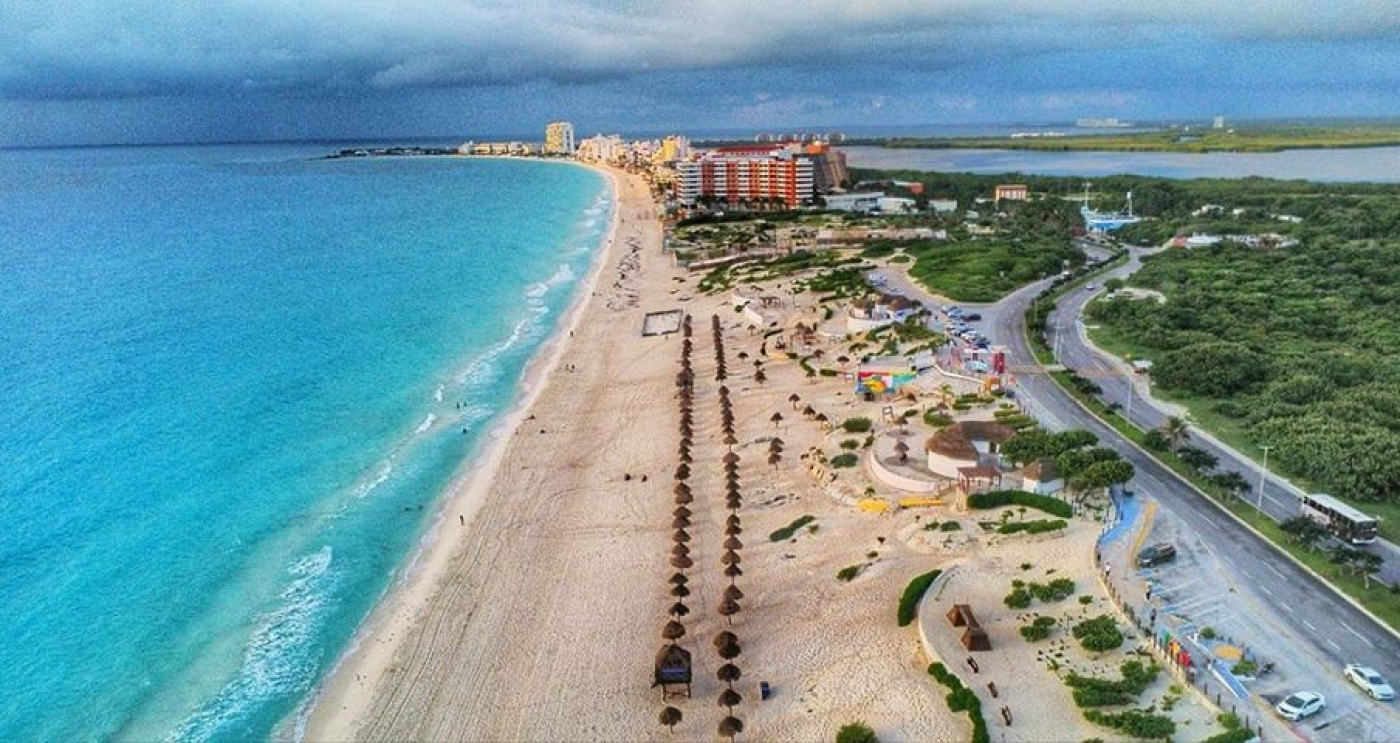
[{"x1": 0, "y1": 144, "x2": 610, "y2": 741}]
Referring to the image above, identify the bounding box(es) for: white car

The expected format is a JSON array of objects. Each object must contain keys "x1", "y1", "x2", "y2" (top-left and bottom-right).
[
  {"x1": 1275, "y1": 691, "x2": 1326, "y2": 721},
  {"x1": 1345, "y1": 664, "x2": 1396, "y2": 701}
]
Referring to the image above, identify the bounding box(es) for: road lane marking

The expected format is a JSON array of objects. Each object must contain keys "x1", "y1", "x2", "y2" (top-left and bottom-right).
[
  {"x1": 1266, "y1": 564, "x2": 1286, "y2": 579},
  {"x1": 1259, "y1": 585, "x2": 1274, "y2": 597},
  {"x1": 1281, "y1": 604, "x2": 1296, "y2": 615},
  {"x1": 1302, "y1": 619, "x2": 1318, "y2": 631},
  {"x1": 1326, "y1": 639, "x2": 1342, "y2": 652},
  {"x1": 1341, "y1": 621, "x2": 1376, "y2": 647}
]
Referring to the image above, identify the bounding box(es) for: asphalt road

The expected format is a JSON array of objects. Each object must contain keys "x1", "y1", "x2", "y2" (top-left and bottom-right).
[
  {"x1": 1050, "y1": 247, "x2": 1400, "y2": 584},
  {"x1": 875, "y1": 262, "x2": 1400, "y2": 738}
]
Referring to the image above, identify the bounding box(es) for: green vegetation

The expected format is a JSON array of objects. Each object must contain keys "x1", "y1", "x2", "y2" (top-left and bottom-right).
[
  {"x1": 923, "y1": 409, "x2": 954, "y2": 427},
  {"x1": 837, "y1": 564, "x2": 864, "y2": 582},
  {"x1": 770, "y1": 515, "x2": 816, "y2": 542},
  {"x1": 1088, "y1": 238, "x2": 1400, "y2": 511},
  {"x1": 997, "y1": 519, "x2": 1067, "y2": 535},
  {"x1": 897, "y1": 569, "x2": 943, "y2": 626},
  {"x1": 1082, "y1": 709, "x2": 1176, "y2": 740},
  {"x1": 1005, "y1": 578, "x2": 1075, "y2": 608},
  {"x1": 836, "y1": 721, "x2": 880, "y2": 743},
  {"x1": 1019, "y1": 615, "x2": 1057, "y2": 641},
  {"x1": 1065, "y1": 660, "x2": 1159, "y2": 707},
  {"x1": 928, "y1": 663, "x2": 990, "y2": 743},
  {"x1": 841, "y1": 417, "x2": 874, "y2": 433},
  {"x1": 840, "y1": 438, "x2": 861, "y2": 450},
  {"x1": 940, "y1": 520, "x2": 962, "y2": 532},
  {"x1": 966, "y1": 489, "x2": 1073, "y2": 518},
  {"x1": 1202, "y1": 714, "x2": 1254, "y2": 743},
  {"x1": 830, "y1": 453, "x2": 859, "y2": 468},
  {"x1": 1072, "y1": 615, "x2": 1125, "y2": 652},
  {"x1": 860, "y1": 125, "x2": 1400, "y2": 153}
]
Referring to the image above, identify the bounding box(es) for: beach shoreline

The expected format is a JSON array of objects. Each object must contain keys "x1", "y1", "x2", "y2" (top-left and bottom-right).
[{"x1": 295, "y1": 161, "x2": 629, "y2": 741}]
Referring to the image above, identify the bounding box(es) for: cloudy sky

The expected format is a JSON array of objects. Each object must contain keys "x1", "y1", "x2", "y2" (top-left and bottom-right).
[{"x1": 3, "y1": 0, "x2": 1400, "y2": 146}]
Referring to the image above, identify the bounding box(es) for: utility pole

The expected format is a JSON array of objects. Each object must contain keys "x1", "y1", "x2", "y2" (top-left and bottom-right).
[
  {"x1": 1124, "y1": 368, "x2": 1134, "y2": 423},
  {"x1": 1256, "y1": 445, "x2": 1274, "y2": 513}
]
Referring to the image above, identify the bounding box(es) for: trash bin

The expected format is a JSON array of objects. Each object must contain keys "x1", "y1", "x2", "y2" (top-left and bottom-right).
[{"x1": 760, "y1": 681, "x2": 772, "y2": 701}]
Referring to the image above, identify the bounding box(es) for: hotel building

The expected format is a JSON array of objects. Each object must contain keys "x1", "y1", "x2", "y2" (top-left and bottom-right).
[
  {"x1": 676, "y1": 144, "x2": 815, "y2": 207},
  {"x1": 544, "y1": 121, "x2": 576, "y2": 154}
]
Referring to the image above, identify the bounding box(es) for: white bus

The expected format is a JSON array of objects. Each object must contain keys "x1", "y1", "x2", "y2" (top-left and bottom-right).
[{"x1": 1300, "y1": 493, "x2": 1379, "y2": 545}]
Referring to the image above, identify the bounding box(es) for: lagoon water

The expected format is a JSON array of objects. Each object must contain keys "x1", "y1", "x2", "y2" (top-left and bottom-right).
[
  {"x1": 0, "y1": 145, "x2": 609, "y2": 741},
  {"x1": 845, "y1": 144, "x2": 1400, "y2": 181}
]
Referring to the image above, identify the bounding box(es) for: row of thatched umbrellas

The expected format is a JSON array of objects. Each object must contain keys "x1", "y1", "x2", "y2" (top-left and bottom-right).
[
  {"x1": 659, "y1": 315, "x2": 695, "y2": 731},
  {"x1": 709, "y1": 314, "x2": 745, "y2": 740}
]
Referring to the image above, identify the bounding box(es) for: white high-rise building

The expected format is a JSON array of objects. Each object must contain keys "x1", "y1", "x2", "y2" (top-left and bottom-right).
[
  {"x1": 1213, "y1": 115, "x2": 1225, "y2": 129},
  {"x1": 544, "y1": 121, "x2": 575, "y2": 154}
]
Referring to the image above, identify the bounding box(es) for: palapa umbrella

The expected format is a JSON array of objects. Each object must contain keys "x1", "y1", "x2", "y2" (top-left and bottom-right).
[
  {"x1": 724, "y1": 522, "x2": 743, "y2": 537},
  {"x1": 669, "y1": 572, "x2": 688, "y2": 586},
  {"x1": 722, "y1": 452, "x2": 740, "y2": 465},
  {"x1": 753, "y1": 359, "x2": 763, "y2": 369},
  {"x1": 725, "y1": 496, "x2": 742, "y2": 511},
  {"x1": 737, "y1": 351, "x2": 749, "y2": 360},
  {"x1": 721, "y1": 549, "x2": 742, "y2": 565},
  {"x1": 895, "y1": 440, "x2": 910, "y2": 462},
  {"x1": 837, "y1": 355, "x2": 850, "y2": 364},
  {"x1": 662, "y1": 620, "x2": 686, "y2": 641},
  {"x1": 723, "y1": 584, "x2": 744, "y2": 602},
  {"x1": 718, "y1": 688, "x2": 743, "y2": 711},
  {"x1": 770, "y1": 412, "x2": 783, "y2": 427},
  {"x1": 754, "y1": 368, "x2": 767, "y2": 384},
  {"x1": 718, "y1": 598, "x2": 741, "y2": 625},
  {"x1": 671, "y1": 584, "x2": 691, "y2": 599},
  {"x1": 723, "y1": 432, "x2": 738, "y2": 448},
  {"x1": 673, "y1": 528, "x2": 691, "y2": 543},
  {"x1": 767, "y1": 452, "x2": 782, "y2": 469},
  {"x1": 725, "y1": 513, "x2": 741, "y2": 528},
  {"x1": 717, "y1": 640, "x2": 742, "y2": 661},
  {"x1": 802, "y1": 405, "x2": 816, "y2": 418},
  {"x1": 722, "y1": 535, "x2": 743, "y2": 550},
  {"x1": 674, "y1": 482, "x2": 691, "y2": 498},
  {"x1": 659, "y1": 706, "x2": 682, "y2": 733},
  {"x1": 670, "y1": 555, "x2": 693, "y2": 569},
  {"x1": 788, "y1": 393, "x2": 801, "y2": 410},
  {"x1": 672, "y1": 515, "x2": 691, "y2": 530},
  {"x1": 674, "y1": 491, "x2": 693, "y2": 506},
  {"x1": 673, "y1": 505, "x2": 692, "y2": 519},
  {"x1": 769, "y1": 437, "x2": 785, "y2": 449},
  {"x1": 678, "y1": 449, "x2": 693, "y2": 464},
  {"x1": 669, "y1": 601, "x2": 690, "y2": 617},
  {"x1": 716, "y1": 662, "x2": 742, "y2": 685},
  {"x1": 718, "y1": 385, "x2": 730, "y2": 396},
  {"x1": 723, "y1": 563, "x2": 743, "y2": 579},
  {"x1": 674, "y1": 463, "x2": 691, "y2": 481},
  {"x1": 725, "y1": 481, "x2": 741, "y2": 497},
  {"x1": 671, "y1": 543, "x2": 690, "y2": 558},
  {"x1": 713, "y1": 631, "x2": 737, "y2": 649}
]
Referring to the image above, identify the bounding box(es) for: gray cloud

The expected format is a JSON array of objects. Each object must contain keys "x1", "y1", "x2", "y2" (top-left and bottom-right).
[{"x1": 4, "y1": 0, "x2": 1399, "y2": 99}]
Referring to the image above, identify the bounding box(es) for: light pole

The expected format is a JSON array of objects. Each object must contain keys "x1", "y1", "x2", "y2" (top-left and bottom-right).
[
  {"x1": 1124, "y1": 368, "x2": 1134, "y2": 423},
  {"x1": 1256, "y1": 445, "x2": 1274, "y2": 513}
]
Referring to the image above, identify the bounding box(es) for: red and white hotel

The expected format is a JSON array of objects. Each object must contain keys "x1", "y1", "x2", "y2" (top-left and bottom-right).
[{"x1": 675, "y1": 144, "x2": 815, "y2": 207}]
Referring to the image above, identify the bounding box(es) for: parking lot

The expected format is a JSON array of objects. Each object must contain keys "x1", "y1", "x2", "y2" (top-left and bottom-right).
[{"x1": 1103, "y1": 494, "x2": 1400, "y2": 742}]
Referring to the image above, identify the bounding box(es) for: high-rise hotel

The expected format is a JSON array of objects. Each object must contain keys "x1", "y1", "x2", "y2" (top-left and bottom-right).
[
  {"x1": 675, "y1": 143, "x2": 815, "y2": 207},
  {"x1": 544, "y1": 121, "x2": 576, "y2": 154}
]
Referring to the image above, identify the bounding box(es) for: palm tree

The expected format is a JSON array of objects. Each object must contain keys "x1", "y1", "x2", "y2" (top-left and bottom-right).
[
  {"x1": 1160, "y1": 416, "x2": 1190, "y2": 450},
  {"x1": 659, "y1": 706, "x2": 682, "y2": 733}
]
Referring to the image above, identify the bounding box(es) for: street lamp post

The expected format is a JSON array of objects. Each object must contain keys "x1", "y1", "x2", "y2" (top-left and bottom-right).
[{"x1": 1256, "y1": 445, "x2": 1274, "y2": 513}]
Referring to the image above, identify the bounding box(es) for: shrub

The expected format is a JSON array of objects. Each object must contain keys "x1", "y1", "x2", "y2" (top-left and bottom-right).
[
  {"x1": 1029, "y1": 578, "x2": 1077, "y2": 602},
  {"x1": 1004, "y1": 587, "x2": 1032, "y2": 609},
  {"x1": 1200, "y1": 626, "x2": 1217, "y2": 640},
  {"x1": 1083, "y1": 709, "x2": 1175, "y2": 740},
  {"x1": 997, "y1": 519, "x2": 1067, "y2": 535},
  {"x1": 966, "y1": 490, "x2": 1072, "y2": 518},
  {"x1": 836, "y1": 721, "x2": 880, "y2": 743},
  {"x1": 1020, "y1": 616, "x2": 1057, "y2": 641},
  {"x1": 897, "y1": 569, "x2": 942, "y2": 626},
  {"x1": 820, "y1": 368, "x2": 839, "y2": 377},
  {"x1": 1065, "y1": 660, "x2": 1159, "y2": 707},
  {"x1": 923, "y1": 410, "x2": 954, "y2": 427},
  {"x1": 928, "y1": 664, "x2": 989, "y2": 743},
  {"x1": 1072, "y1": 615, "x2": 1125, "y2": 652},
  {"x1": 840, "y1": 439, "x2": 861, "y2": 450},
  {"x1": 837, "y1": 565, "x2": 863, "y2": 582},
  {"x1": 841, "y1": 417, "x2": 874, "y2": 433},
  {"x1": 1079, "y1": 595, "x2": 1094, "y2": 605},
  {"x1": 830, "y1": 453, "x2": 859, "y2": 468},
  {"x1": 1231, "y1": 658, "x2": 1257, "y2": 676},
  {"x1": 770, "y1": 515, "x2": 816, "y2": 542},
  {"x1": 939, "y1": 521, "x2": 962, "y2": 532}
]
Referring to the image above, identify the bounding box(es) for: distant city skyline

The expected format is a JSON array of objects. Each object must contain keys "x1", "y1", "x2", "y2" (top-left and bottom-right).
[{"x1": 5, "y1": 1, "x2": 1400, "y2": 147}]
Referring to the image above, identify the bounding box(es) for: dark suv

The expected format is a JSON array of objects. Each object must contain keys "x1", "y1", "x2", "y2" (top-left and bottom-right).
[{"x1": 1136, "y1": 543, "x2": 1177, "y2": 568}]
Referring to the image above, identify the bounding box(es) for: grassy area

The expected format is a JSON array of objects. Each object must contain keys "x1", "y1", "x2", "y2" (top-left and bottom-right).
[
  {"x1": 1045, "y1": 370, "x2": 1400, "y2": 632},
  {"x1": 907, "y1": 238, "x2": 1082, "y2": 302},
  {"x1": 860, "y1": 126, "x2": 1400, "y2": 153}
]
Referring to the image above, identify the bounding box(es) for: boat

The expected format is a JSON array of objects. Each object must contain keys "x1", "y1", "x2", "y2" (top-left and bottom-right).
[{"x1": 1080, "y1": 183, "x2": 1142, "y2": 232}]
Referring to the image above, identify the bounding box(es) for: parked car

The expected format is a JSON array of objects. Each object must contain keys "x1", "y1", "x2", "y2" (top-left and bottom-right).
[
  {"x1": 1345, "y1": 664, "x2": 1395, "y2": 700},
  {"x1": 1275, "y1": 691, "x2": 1326, "y2": 721},
  {"x1": 964, "y1": 312, "x2": 982, "y2": 321},
  {"x1": 1136, "y1": 543, "x2": 1177, "y2": 568}
]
